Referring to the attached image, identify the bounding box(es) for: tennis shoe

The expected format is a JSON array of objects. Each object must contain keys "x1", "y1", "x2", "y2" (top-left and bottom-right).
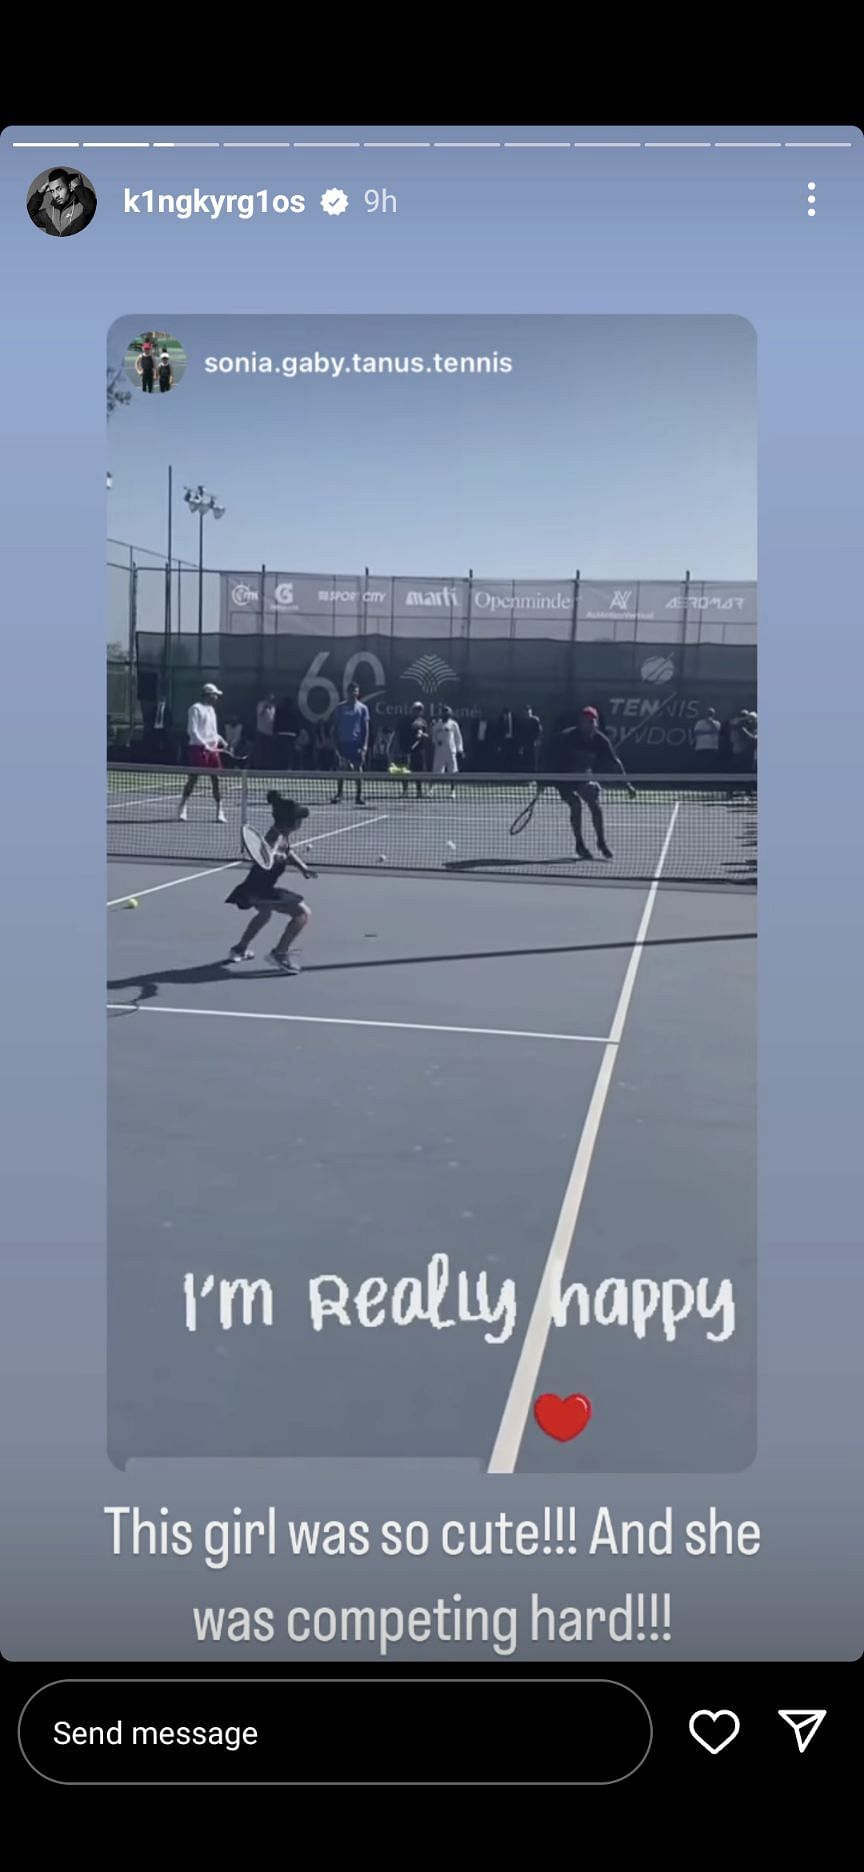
[
  {"x1": 268, "y1": 950, "x2": 301, "y2": 974},
  {"x1": 574, "y1": 841, "x2": 593, "y2": 860},
  {"x1": 178, "y1": 805, "x2": 188, "y2": 822},
  {"x1": 229, "y1": 947, "x2": 254, "y2": 962},
  {"x1": 597, "y1": 841, "x2": 614, "y2": 859},
  {"x1": 217, "y1": 808, "x2": 227, "y2": 824}
]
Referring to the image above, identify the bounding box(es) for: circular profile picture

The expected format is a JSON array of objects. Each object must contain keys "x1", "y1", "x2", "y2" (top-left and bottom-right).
[
  {"x1": 124, "y1": 332, "x2": 187, "y2": 396},
  {"x1": 27, "y1": 167, "x2": 97, "y2": 238}
]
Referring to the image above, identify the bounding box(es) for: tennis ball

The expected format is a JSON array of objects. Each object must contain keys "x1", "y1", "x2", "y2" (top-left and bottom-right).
[
  {"x1": 377, "y1": 854, "x2": 388, "y2": 865},
  {"x1": 126, "y1": 897, "x2": 139, "y2": 909}
]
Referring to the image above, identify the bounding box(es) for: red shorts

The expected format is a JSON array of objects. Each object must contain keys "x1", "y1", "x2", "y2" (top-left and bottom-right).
[{"x1": 189, "y1": 747, "x2": 221, "y2": 770}]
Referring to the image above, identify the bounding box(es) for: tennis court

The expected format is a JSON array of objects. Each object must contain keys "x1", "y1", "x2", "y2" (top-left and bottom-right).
[{"x1": 107, "y1": 768, "x2": 756, "y2": 1472}]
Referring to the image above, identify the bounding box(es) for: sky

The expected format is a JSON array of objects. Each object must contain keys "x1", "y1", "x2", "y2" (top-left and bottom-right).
[{"x1": 107, "y1": 314, "x2": 756, "y2": 581}]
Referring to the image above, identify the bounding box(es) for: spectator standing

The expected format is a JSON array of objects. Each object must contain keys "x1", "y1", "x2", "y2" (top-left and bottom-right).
[
  {"x1": 312, "y1": 719, "x2": 333, "y2": 770},
  {"x1": 223, "y1": 718, "x2": 249, "y2": 766},
  {"x1": 398, "y1": 703, "x2": 430, "y2": 799},
  {"x1": 728, "y1": 708, "x2": 757, "y2": 774},
  {"x1": 274, "y1": 694, "x2": 299, "y2": 770},
  {"x1": 493, "y1": 709, "x2": 515, "y2": 771},
  {"x1": 693, "y1": 705, "x2": 722, "y2": 771},
  {"x1": 516, "y1": 706, "x2": 543, "y2": 773},
  {"x1": 431, "y1": 705, "x2": 464, "y2": 792},
  {"x1": 372, "y1": 726, "x2": 394, "y2": 771},
  {"x1": 255, "y1": 693, "x2": 277, "y2": 768}
]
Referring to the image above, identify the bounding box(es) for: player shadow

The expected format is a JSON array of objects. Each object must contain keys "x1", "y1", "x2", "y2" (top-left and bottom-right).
[
  {"x1": 108, "y1": 961, "x2": 239, "y2": 1005},
  {"x1": 107, "y1": 929, "x2": 755, "y2": 1004}
]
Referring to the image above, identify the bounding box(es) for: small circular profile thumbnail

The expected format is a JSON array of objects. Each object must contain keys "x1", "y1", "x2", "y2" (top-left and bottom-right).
[
  {"x1": 124, "y1": 332, "x2": 188, "y2": 396},
  {"x1": 27, "y1": 167, "x2": 98, "y2": 238}
]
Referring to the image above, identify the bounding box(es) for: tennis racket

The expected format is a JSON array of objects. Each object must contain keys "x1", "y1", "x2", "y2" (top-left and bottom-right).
[
  {"x1": 510, "y1": 786, "x2": 545, "y2": 837},
  {"x1": 241, "y1": 825, "x2": 275, "y2": 871}
]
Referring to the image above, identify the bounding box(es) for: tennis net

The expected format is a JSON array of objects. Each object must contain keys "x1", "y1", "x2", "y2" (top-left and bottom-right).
[{"x1": 107, "y1": 766, "x2": 756, "y2": 885}]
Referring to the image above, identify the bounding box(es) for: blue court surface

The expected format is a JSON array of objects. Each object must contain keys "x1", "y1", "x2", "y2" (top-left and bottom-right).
[{"x1": 107, "y1": 851, "x2": 756, "y2": 1472}]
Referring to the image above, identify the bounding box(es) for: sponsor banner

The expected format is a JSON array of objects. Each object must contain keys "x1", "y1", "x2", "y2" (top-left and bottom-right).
[
  {"x1": 221, "y1": 573, "x2": 392, "y2": 633},
  {"x1": 392, "y1": 578, "x2": 469, "y2": 635},
  {"x1": 578, "y1": 582, "x2": 646, "y2": 630},
  {"x1": 576, "y1": 582, "x2": 687, "y2": 638},
  {"x1": 219, "y1": 573, "x2": 757, "y2": 640},
  {"x1": 313, "y1": 576, "x2": 390, "y2": 623},
  {"x1": 469, "y1": 580, "x2": 575, "y2": 638},
  {"x1": 670, "y1": 581, "x2": 757, "y2": 623},
  {"x1": 576, "y1": 581, "x2": 757, "y2": 640},
  {"x1": 221, "y1": 575, "x2": 263, "y2": 635}
]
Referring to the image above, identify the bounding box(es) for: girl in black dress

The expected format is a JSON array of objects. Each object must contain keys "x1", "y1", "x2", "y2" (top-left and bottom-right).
[{"x1": 226, "y1": 792, "x2": 316, "y2": 974}]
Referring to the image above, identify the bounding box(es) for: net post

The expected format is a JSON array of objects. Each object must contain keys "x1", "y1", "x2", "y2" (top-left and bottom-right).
[{"x1": 239, "y1": 771, "x2": 248, "y2": 853}]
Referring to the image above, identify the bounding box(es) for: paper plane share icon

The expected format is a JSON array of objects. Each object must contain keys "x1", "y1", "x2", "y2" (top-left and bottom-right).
[{"x1": 778, "y1": 1710, "x2": 827, "y2": 1754}]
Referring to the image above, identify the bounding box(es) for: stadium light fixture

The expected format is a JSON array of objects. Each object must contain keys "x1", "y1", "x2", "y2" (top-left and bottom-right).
[{"x1": 183, "y1": 485, "x2": 227, "y2": 660}]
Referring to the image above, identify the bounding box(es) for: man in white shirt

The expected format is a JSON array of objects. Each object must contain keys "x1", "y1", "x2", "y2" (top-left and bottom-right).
[
  {"x1": 178, "y1": 682, "x2": 227, "y2": 822},
  {"x1": 431, "y1": 705, "x2": 464, "y2": 792},
  {"x1": 692, "y1": 705, "x2": 721, "y2": 771}
]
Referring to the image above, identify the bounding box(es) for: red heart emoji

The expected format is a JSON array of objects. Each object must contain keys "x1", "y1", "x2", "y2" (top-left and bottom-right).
[{"x1": 534, "y1": 1393, "x2": 592, "y2": 1441}]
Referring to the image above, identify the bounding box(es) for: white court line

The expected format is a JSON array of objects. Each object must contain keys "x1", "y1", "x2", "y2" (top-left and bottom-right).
[
  {"x1": 295, "y1": 812, "x2": 388, "y2": 845},
  {"x1": 487, "y1": 804, "x2": 680, "y2": 1475},
  {"x1": 106, "y1": 813, "x2": 389, "y2": 906},
  {"x1": 107, "y1": 862, "x2": 238, "y2": 907},
  {"x1": 107, "y1": 785, "x2": 180, "y2": 811},
  {"x1": 106, "y1": 1003, "x2": 612, "y2": 1045}
]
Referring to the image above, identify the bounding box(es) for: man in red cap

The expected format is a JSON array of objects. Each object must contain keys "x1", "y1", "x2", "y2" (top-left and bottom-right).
[{"x1": 551, "y1": 705, "x2": 636, "y2": 860}]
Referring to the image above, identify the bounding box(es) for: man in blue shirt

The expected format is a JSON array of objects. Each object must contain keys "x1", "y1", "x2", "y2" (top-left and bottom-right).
[{"x1": 330, "y1": 683, "x2": 370, "y2": 805}]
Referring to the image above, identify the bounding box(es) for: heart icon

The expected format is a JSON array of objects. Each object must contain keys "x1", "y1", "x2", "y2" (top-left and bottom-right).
[
  {"x1": 688, "y1": 1710, "x2": 740, "y2": 1755},
  {"x1": 533, "y1": 1393, "x2": 592, "y2": 1441}
]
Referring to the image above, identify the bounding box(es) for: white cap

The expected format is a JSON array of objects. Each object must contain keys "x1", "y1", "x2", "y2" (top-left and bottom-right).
[{"x1": 203, "y1": 683, "x2": 222, "y2": 697}]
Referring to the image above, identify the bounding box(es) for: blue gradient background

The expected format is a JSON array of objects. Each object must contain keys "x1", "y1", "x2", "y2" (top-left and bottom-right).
[
  {"x1": 0, "y1": 124, "x2": 861, "y2": 1661},
  {"x1": 106, "y1": 313, "x2": 757, "y2": 574}
]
